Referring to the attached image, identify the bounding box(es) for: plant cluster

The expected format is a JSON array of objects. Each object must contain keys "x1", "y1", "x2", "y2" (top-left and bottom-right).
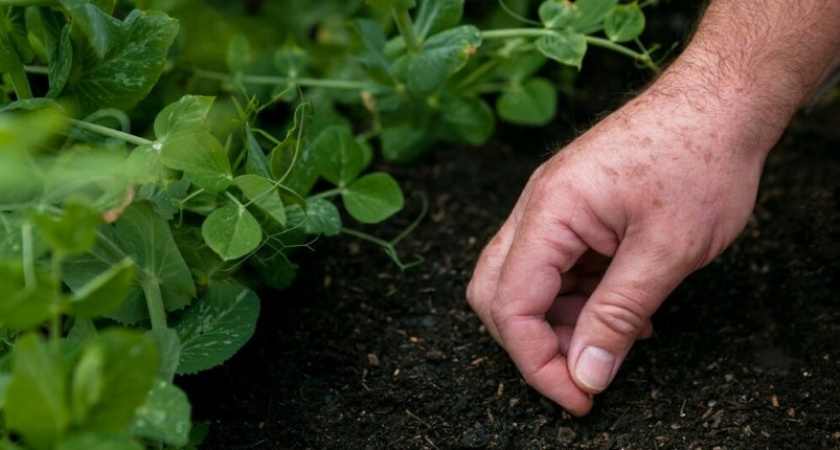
[{"x1": 0, "y1": 0, "x2": 662, "y2": 448}]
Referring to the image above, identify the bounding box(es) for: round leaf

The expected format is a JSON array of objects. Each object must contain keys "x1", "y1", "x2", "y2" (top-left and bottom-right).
[
  {"x1": 536, "y1": 30, "x2": 587, "y2": 69},
  {"x1": 604, "y1": 2, "x2": 645, "y2": 43},
  {"x1": 129, "y1": 380, "x2": 191, "y2": 447},
  {"x1": 201, "y1": 205, "x2": 262, "y2": 261},
  {"x1": 538, "y1": 0, "x2": 580, "y2": 29},
  {"x1": 408, "y1": 25, "x2": 482, "y2": 93},
  {"x1": 342, "y1": 173, "x2": 404, "y2": 224},
  {"x1": 313, "y1": 126, "x2": 366, "y2": 187},
  {"x1": 497, "y1": 77, "x2": 558, "y2": 126}
]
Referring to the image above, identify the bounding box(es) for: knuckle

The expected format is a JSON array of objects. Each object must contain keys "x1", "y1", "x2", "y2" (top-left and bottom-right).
[{"x1": 590, "y1": 292, "x2": 650, "y2": 339}]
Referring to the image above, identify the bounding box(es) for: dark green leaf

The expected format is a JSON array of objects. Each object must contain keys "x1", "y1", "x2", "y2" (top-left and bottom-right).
[
  {"x1": 58, "y1": 0, "x2": 123, "y2": 59},
  {"x1": 5, "y1": 333, "x2": 68, "y2": 450},
  {"x1": 538, "y1": 0, "x2": 580, "y2": 29},
  {"x1": 414, "y1": 0, "x2": 464, "y2": 39},
  {"x1": 366, "y1": 0, "x2": 416, "y2": 14},
  {"x1": 343, "y1": 173, "x2": 404, "y2": 224},
  {"x1": 160, "y1": 132, "x2": 233, "y2": 193},
  {"x1": 39, "y1": 8, "x2": 73, "y2": 98},
  {"x1": 408, "y1": 25, "x2": 481, "y2": 93},
  {"x1": 129, "y1": 380, "x2": 191, "y2": 447},
  {"x1": 201, "y1": 205, "x2": 262, "y2": 261},
  {"x1": 536, "y1": 30, "x2": 587, "y2": 69},
  {"x1": 572, "y1": 0, "x2": 618, "y2": 32},
  {"x1": 352, "y1": 19, "x2": 391, "y2": 74},
  {"x1": 235, "y1": 175, "x2": 287, "y2": 227},
  {"x1": 253, "y1": 254, "x2": 297, "y2": 291},
  {"x1": 56, "y1": 433, "x2": 144, "y2": 450},
  {"x1": 60, "y1": 10, "x2": 179, "y2": 114},
  {"x1": 226, "y1": 34, "x2": 250, "y2": 73},
  {"x1": 441, "y1": 96, "x2": 495, "y2": 145},
  {"x1": 174, "y1": 283, "x2": 260, "y2": 375},
  {"x1": 604, "y1": 2, "x2": 645, "y2": 43},
  {"x1": 269, "y1": 102, "x2": 313, "y2": 181},
  {"x1": 63, "y1": 258, "x2": 135, "y2": 319},
  {"x1": 0, "y1": 262, "x2": 54, "y2": 331},
  {"x1": 380, "y1": 121, "x2": 434, "y2": 163},
  {"x1": 287, "y1": 198, "x2": 341, "y2": 236},
  {"x1": 244, "y1": 124, "x2": 271, "y2": 178},
  {"x1": 313, "y1": 126, "x2": 366, "y2": 187},
  {"x1": 497, "y1": 77, "x2": 557, "y2": 126},
  {"x1": 145, "y1": 328, "x2": 181, "y2": 382}
]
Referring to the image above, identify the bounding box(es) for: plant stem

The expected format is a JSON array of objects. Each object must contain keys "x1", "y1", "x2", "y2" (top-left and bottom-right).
[
  {"x1": 0, "y1": 32, "x2": 33, "y2": 99},
  {"x1": 194, "y1": 68, "x2": 371, "y2": 91},
  {"x1": 23, "y1": 64, "x2": 49, "y2": 75},
  {"x1": 392, "y1": 5, "x2": 421, "y2": 52},
  {"x1": 308, "y1": 188, "x2": 344, "y2": 201},
  {"x1": 140, "y1": 276, "x2": 167, "y2": 330},
  {"x1": 480, "y1": 28, "x2": 659, "y2": 72},
  {"x1": 66, "y1": 118, "x2": 154, "y2": 146}
]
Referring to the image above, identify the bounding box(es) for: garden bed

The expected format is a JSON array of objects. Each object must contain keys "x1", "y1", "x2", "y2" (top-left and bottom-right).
[{"x1": 183, "y1": 101, "x2": 840, "y2": 449}]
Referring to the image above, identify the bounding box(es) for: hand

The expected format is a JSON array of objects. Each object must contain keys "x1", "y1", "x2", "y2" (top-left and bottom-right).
[{"x1": 466, "y1": 87, "x2": 770, "y2": 415}]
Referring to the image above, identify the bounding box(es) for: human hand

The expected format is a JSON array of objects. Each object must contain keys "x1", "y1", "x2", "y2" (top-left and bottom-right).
[{"x1": 466, "y1": 87, "x2": 773, "y2": 416}]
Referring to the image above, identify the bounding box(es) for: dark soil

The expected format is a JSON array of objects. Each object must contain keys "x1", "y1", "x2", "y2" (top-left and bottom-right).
[
  {"x1": 181, "y1": 96, "x2": 840, "y2": 449},
  {"x1": 181, "y1": 5, "x2": 840, "y2": 448}
]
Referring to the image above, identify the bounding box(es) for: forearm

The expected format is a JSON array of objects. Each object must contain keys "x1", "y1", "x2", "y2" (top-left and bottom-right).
[{"x1": 648, "y1": 0, "x2": 840, "y2": 152}]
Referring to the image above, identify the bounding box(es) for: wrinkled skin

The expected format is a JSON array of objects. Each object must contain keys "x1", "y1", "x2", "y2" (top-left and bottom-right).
[{"x1": 466, "y1": 87, "x2": 769, "y2": 415}]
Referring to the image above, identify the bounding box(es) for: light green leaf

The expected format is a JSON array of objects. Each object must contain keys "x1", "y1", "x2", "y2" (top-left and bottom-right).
[
  {"x1": 604, "y1": 2, "x2": 645, "y2": 43},
  {"x1": 536, "y1": 30, "x2": 587, "y2": 69},
  {"x1": 5, "y1": 333, "x2": 68, "y2": 450},
  {"x1": 145, "y1": 328, "x2": 181, "y2": 382},
  {"x1": 63, "y1": 202, "x2": 196, "y2": 325},
  {"x1": 414, "y1": 0, "x2": 464, "y2": 39},
  {"x1": 497, "y1": 77, "x2": 557, "y2": 126},
  {"x1": 287, "y1": 198, "x2": 341, "y2": 236},
  {"x1": 160, "y1": 132, "x2": 233, "y2": 193},
  {"x1": 58, "y1": 0, "x2": 123, "y2": 59},
  {"x1": 314, "y1": 126, "x2": 366, "y2": 187},
  {"x1": 572, "y1": 0, "x2": 619, "y2": 32},
  {"x1": 0, "y1": 262, "x2": 54, "y2": 331},
  {"x1": 129, "y1": 380, "x2": 191, "y2": 447},
  {"x1": 201, "y1": 205, "x2": 262, "y2": 261},
  {"x1": 235, "y1": 175, "x2": 287, "y2": 227},
  {"x1": 441, "y1": 96, "x2": 495, "y2": 145},
  {"x1": 408, "y1": 25, "x2": 481, "y2": 93},
  {"x1": 69, "y1": 329, "x2": 158, "y2": 434},
  {"x1": 154, "y1": 95, "x2": 215, "y2": 140},
  {"x1": 56, "y1": 433, "x2": 144, "y2": 450},
  {"x1": 269, "y1": 102, "x2": 313, "y2": 182},
  {"x1": 538, "y1": 0, "x2": 580, "y2": 29},
  {"x1": 343, "y1": 173, "x2": 404, "y2": 224},
  {"x1": 174, "y1": 283, "x2": 260, "y2": 375},
  {"x1": 60, "y1": 9, "x2": 179, "y2": 114},
  {"x1": 30, "y1": 201, "x2": 102, "y2": 256},
  {"x1": 63, "y1": 258, "x2": 135, "y2": 319}
]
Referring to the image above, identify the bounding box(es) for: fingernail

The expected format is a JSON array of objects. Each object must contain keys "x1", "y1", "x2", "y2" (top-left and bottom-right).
[{"x1": 575, "y1": 346, "x2": 616, "y2": 392}]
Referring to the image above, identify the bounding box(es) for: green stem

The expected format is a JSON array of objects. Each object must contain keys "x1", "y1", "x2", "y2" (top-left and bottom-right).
[
  {"x1": 139, "y1": 276, "x2": 167, "y2": 330},
  {"x1": 308, "y1": 187, "x2": 343, "y2": 201},
  {"x1": 66, "y1": 118, "x2": 154, "y2": 147},
  {"x1": 0, "y1": 33, "x2": 33, "y2": 100},
  {"x1": 23, "y1": 64, "x2": 49, "y2": 75},
  {"x1": 455, "y1": 59, "x2": 499, "y2": 91},
  {"x1": 194, "y1": 68, "x2": 371, "y2": 91},
  {"x1": 393, "y1": 5, "x2": 421, "y2": 52}
]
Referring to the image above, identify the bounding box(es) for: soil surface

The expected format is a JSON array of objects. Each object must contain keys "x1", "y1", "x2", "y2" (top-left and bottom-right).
[
  {"x1": 181, "y1": 5, "x2": 840, "y2": 448},
  {"x1": 181, "y1": 99, "x2": 840, "y2": 449}
]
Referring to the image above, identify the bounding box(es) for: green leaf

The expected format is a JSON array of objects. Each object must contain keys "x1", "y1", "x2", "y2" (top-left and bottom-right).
[
  {"x1": 160, "y1": 132, "x2": 233, "y2": 193},
  {"x1": 235, "y1": 175, "x2": 287, "y2": 227},
  {"x1": 5, "y1": 333, "x2": 68, "y2": 450},
  {"x1": 414, "y1": 0, "x2": 464, "y2": 39},
  {"x1": 273, "y1": 45, "x2": 309, "y2": 78},
  {"x1": 154, "y1": 95, "x2": 215, "y2": 139},
  {"x1": 497, "y1": 77, "x2": 558, "y2": 126},
  {"x1": 0, "y1": 372, "x2": 9, "y2": 409},
  {"x1": 536, "y1": 30, "x2": 587, "y2": 69},
  {"x1": 63, "y1": 258, "x2": 135, "y2": 319},
  {"x1": 30, "y1": 201, "x2": 102, "y2": 256},
  {"x1": 63, "y1": 202, "x2": 196, "y2": 325},
  {"x1": 202, "y1": 205, "x2": 262, "y2": 261},
  {"x1": 173, "y1": 283, "x2": 260, "y2": 375},
  {"x1": 60, "y1": 10, "x2": 179, "y2": 114},
  {"x1": 287, "y1": 198, "x2": 341, "y2": 236},
  {"x1": 493, "y1": 52, "x2": 547, "y2": 81},
  {"x1": 129, "y1": 380, "x2": 191, "y2": 447},
  {"x1": 604, "y1": 2, "x2": 645, "y2": 43},
  {"x1": 68, "y1": 329, "x2": 158, "y2": 434},
  {"x1": 268, "y1": 102, "x2": 313, "y2": 181},
  {"x1": 538, "y1": 0, "x2": 580, "y2": 29},
  {"x1": 408, "y1": 25, "x2": 481, "y2": 93},
  {"x1": 352, "y1": 19, "x2": 391, "y2": 74},
  {"x1": 441, "y1": 96, "x2": 495, "y2": 145},
  {"x1": 145, "y1": 328, "x2": 181, "y2": 382},
  {"x1": 58, "y1": 0, "x2": 123, "y2": 59},
  {"x1": 380, "y1": 121, "x2": 434, "y2": 163},
  {"x1": 366, "y1": 0, "x2": 415, "y2": 13},
  {"x1": 55, "y1": 433, "x2": 144, "y2": 450},
  {"x1": 572, "y1": 0, "x2": 619, "y2": 32},
  {"x1": 226, "y1": 34, "x2": 250, "y2": 73},
  {"x1": 0, "y1": 262, "x2": 54, "y2": 331},
  {"x1": 244, "y1": 124, "x2": 271, "y2": 178},
  {"x1": 342, "y1": 173, "x2": 404, "y2": 224},
  {"x1": 39, "y1": 9, "x2": 73, "y2": 98},
  {"x1": 314, "y1": 126, "x2": 366, "y2": 187}
]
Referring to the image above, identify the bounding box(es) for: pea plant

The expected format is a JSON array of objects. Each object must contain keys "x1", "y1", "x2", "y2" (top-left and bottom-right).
[{"x1": 0, "y1": 0, "x2": 659, "y2": 448}]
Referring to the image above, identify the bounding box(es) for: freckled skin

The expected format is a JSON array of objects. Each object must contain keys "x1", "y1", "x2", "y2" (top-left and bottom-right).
[{"x1": 467, "y1": 0, "x2": 840, "y2": 417}]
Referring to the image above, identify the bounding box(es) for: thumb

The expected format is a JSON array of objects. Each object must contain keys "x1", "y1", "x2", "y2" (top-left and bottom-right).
[{"x1": 567, "y1": 241, "x2": 691, "y2": 394}]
